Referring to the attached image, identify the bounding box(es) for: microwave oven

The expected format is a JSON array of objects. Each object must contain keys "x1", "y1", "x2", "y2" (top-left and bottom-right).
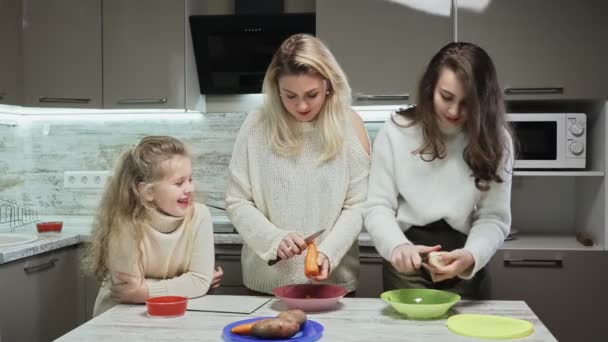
[
  {"x1": 508, "y1": 113, "x2": 586, "y2": 169},
  {"x1": 358, "y1": 107, "x2": 587, "y2": 170}
]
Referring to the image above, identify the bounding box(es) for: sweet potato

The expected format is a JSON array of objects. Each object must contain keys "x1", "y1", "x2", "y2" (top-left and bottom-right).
[
  {"x1": 251, "y1": 318, "x2": 300, "y2": 338},
  {"x1": 232, "y1": 310, "x2": 307, "y2": 338},
  {"x1": 277, "y1": 309, "x2": 307, "y2": 325},
  {"x1": 304, "y1": 242, "x2": 320, "y2": 277}
]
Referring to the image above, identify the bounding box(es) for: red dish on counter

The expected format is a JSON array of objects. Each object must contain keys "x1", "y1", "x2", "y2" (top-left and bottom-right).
[
  {"x1": 36, "y1": 221, "x2": 63, "y2": 233},
  {"x1": 272, "y1": 284, "x2": 348, "y2": 312},
  {"x1": 146, "y1": 296, "x2": 188, "y2": 317}
]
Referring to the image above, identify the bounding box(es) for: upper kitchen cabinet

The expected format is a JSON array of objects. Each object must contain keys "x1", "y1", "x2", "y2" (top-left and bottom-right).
[
  {"x1": 22, "y1": 0, "x2": 102, "y2": 108},
  {"x1": 458, "y1": 0, "x2": 608, "y2": 100},
  {"x1": 0, "y1": 0, "x2": 23, "y2": 105},
  {"x1": 316, "y1": 0, "x2": 452, "y2": 104},
  {"x1": 103, "y1": 0, "x2": 185, "y2": 109}
]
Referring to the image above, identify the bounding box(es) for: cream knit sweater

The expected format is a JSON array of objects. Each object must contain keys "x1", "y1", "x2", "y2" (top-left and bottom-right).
[
  {"x1": 93, "y1": 203, "x2": 215, "y2": 316},
  {"x1": 365, "y1": 115, "x2": 513, "y2": 279},
  {"x1": 226, "y1": 110, "x2": 370, "y2": 294}
]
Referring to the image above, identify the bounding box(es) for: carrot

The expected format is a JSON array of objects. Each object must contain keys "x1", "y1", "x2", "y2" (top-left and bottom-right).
[
  {"x1": 230, "y1": 322, "x2": 256, "y2": 335},
  {"x1": 304, "y1": 242, "x2": 320, "y2": 277}
]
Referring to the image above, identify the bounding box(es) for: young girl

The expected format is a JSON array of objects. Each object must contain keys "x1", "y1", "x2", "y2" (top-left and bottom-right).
[
  {"x1": 84, "y1": 136, "x2": 216, "y2": 316},
  {"x1": 225, "y1": 34, "x2": 371, "y2": 295},
  {"x1": 365, "y1": 42, "x2": 513, "y2": 299}
]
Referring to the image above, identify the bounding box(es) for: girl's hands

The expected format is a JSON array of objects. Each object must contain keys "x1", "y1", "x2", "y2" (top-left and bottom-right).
[
  {"x1": 211, "y1": 265, "x2": 223, "y2": 288},
  {"x1": 422, "y1": 249, "x2": 475, "y2": 282},
  {"x1": 390, "y1": 243, "x2": 442, "y2": 274},
  {"x1": 110, "y1": 272, "x2": 149, "y2": 304},
  {"x1": 307, "y1": 252, "x2": 330, "y2": 281},
  {"x1": 277, "y1": 232, "x2": 308, "y2": 260}
]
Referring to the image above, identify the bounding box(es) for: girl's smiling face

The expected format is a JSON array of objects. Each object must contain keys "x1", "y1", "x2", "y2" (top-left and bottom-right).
[{"x1": 144, "y1": 155, "x2": 193, "y2": 217}]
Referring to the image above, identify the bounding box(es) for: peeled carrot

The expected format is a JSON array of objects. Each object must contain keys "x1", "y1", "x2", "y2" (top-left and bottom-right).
[
  {"x1": 304, "y1": 242, "x2": 320, "y2": 277},
  {"x1": 231, "y1": 322, "x2": 256, "y2": 335}
]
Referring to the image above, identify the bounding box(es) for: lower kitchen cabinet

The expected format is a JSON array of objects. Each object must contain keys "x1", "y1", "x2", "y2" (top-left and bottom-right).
[
  {"x1": 487, "y1": 250, "x2": 608, "y2": 342},
  {"x1": 357, "y1": 247, "x2": 384, "y2": 298},
  {"x1": 0, "y1": 245, "x2": 83, "y2": 342}
]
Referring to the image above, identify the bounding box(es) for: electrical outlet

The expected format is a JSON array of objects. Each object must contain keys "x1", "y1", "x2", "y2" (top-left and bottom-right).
[{"x1": 64, "y1": 171, "x2": 112, "y2": 189}]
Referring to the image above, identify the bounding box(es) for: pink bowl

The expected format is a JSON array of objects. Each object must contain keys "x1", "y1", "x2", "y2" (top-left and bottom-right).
[{"x1": 272, "y1": 284, "x2": 349, "y2": 312}]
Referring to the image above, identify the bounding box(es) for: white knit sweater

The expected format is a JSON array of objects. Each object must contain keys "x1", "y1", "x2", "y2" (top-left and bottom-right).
[
  {"x1": 365, "y1": 115, "x2": 513, "y2": 279},
  {"x1": 226, "y1": 110, "x2": 370, "y2": 293},
  {"x1": 93, "y1": 203, "x2": 215, "y2": 316}
]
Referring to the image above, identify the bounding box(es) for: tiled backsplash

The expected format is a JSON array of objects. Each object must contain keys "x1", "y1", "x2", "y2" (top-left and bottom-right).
[{"x1": 0, "y1": 111, "x2": 247, "y2": 215}]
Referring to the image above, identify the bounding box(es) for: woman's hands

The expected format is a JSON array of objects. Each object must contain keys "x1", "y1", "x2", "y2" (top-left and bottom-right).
[
  {"x1": 277, "y1": 232, "x2": 308, "y2": 260},
  {"x1": 306, "y1": 251, "x2": 330, "y2": 281},
  {"x1": 423, "y1": 249, "x2": 475, "y2": 282},
  {"x1": 390, "y1": 243, "x2": 442, "y2": 274}
]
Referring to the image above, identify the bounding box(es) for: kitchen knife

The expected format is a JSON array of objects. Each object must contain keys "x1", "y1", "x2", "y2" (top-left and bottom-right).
[{"x1": 267, "y1": 229, "x2": 326, "y2": 266}]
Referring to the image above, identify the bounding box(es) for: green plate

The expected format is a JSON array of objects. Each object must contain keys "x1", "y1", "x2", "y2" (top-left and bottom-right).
[{"x1": 447, "y1": 314, "x2": 534, "y2": 339}]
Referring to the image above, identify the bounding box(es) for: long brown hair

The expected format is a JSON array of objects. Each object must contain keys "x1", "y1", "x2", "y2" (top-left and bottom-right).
[
  {"x1": 82, "y1": 136, "x2": 193, "y2": 282},
  {"x1": 394, "y1": 42, "x2": 512, "y2": 191},
  {"x1": 261, "y1": 33, "x2": 352, "y2": 161}
]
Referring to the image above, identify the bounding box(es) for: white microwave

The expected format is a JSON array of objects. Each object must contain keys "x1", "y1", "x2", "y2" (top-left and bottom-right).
[
  {"x1": 508, "y1": 113, "x2": 586, "y2": 169},
  {"x1": 358, "y1": 107, "x2": 587, "y2": 170}
]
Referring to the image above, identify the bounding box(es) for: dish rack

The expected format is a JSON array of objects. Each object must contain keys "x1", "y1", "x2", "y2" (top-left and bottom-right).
[{"x1": 0, "y1": 200, "x2": 38, "y2": 232}]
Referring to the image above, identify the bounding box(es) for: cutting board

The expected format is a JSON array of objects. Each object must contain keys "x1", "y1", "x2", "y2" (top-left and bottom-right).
[{"x1": 187, "y1": 295, "x2": 271, "y2": 314}]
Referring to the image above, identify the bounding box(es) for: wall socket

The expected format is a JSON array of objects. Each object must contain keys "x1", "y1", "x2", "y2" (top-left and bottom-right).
[{"x1": 64, "y1": 171, "x2": 112, "y2": 189}]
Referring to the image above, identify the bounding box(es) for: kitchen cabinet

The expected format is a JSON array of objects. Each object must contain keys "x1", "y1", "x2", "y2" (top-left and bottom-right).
[
  {"x1": 0, "y1": 246, "x2": 83, "y2": 342},
  {"x1": 357, "y1": 247, "x2": 383, "y2": 297},
  {"x1": 22, "y1": 0, "x2": 102, "y2": 108},
  {"x1": 458, "y1": 0, "x2": 608, "y2": 100},
  {"x1": 317, "y1": 0, "x2": 452, "y2": 105},
  {"x1": 103, "y1": 0, "x2": 186, "y2": 109},
  {"x1": 487, "y1": 250, "x2": 608, "y2": 342},
  {"x1": 0, "y1": 0, "x2": 23, "y2": 105}
]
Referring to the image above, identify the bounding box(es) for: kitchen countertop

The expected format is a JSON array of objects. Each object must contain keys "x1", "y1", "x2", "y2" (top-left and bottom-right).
[
  {"x1": 0, "y1": 216, "x2": 374, "y2": 265},
  {"x1": 56, "y1": 296, "x2": 556, "y2": 341}
]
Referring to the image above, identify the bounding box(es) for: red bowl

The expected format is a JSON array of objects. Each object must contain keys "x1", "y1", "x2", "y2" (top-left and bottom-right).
[
  {"x1": 36, "y1": 221, "x2": 63, "y2": 233},
  {"x1": 146, "y1": 296, "x2": 188, "y2": 317},
  {"x1": 272, "y1": 284, "x2": 349, "y2": 312}
]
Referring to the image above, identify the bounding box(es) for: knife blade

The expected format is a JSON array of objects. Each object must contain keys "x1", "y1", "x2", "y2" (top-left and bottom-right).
[{"x1": 268, "y1": 229, "x2": 326, "y2": 266}]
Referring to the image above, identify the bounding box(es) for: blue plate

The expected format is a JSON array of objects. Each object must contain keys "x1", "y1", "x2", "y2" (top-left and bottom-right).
[{"x1": 222, "y1": 317, "x2": 324, "y2": 342}]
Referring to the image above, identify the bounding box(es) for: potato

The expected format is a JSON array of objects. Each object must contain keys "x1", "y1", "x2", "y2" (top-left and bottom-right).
[
  {"x1": 251, "y1": 318, "x2": 300, "y2": 338},
  {"x1": 427, "y1": 251, "x2": 448, "y2": 268},
  {"x1": 277, "y1": 309, "x2": 307, "y2": 325}
]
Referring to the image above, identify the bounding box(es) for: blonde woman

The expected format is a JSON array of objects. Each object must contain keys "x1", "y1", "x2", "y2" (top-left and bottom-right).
[
  {"x1": 83, "y1": 136, "x2": 220, "y2": 316},
  {"x1": 226, "y1": 34, "x2": 371, "y2": 295}
]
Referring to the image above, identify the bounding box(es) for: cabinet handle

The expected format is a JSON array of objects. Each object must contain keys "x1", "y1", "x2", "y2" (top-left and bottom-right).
[
  {"x1": 504, "y1": 87, "x2": 564, "y2": 95},
  {"x1": 24, "y1": 258, "x2": 59, "y2": 274},
  {"x1": 117, "y1": 98, "x2": 168, "y2": 105},
  {"x1": 215, "y1": 254, "x2": 241, "y2": 261},
  {"x1": 355, "y1": 94, "x2": 410, "y2": 101},
  {"x1": 39, "y1": 97, "x2": 91, "y2": 104},
  {"x1": 503, "y1": 258, "x2": 563, "y2": 268}
]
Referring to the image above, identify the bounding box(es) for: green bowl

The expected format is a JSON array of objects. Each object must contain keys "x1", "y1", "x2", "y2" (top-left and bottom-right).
[{"x1": 381, "y1": 288, "x2": 461, "y2": 319}]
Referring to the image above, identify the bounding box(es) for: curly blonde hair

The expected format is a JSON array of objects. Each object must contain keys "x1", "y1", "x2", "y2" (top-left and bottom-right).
[{"x1": 82, "y1": 136, "x2": 193, "y2": 282}]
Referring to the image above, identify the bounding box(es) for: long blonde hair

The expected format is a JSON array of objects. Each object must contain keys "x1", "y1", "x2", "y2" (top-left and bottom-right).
[
  {"x1": 261, "y1": 33, "x2": 352, "y2": 161},
  {"x1": 82, "y1": 136, "x2": 193, "y2": 282}
]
